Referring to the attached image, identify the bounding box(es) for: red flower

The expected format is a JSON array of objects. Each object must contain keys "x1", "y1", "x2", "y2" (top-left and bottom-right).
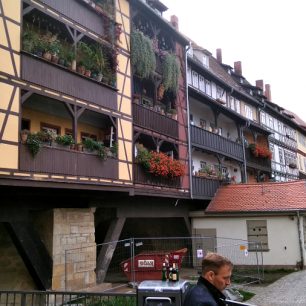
[{"x1": 147, "y1": 151, "x2": 185, "y2": 178}]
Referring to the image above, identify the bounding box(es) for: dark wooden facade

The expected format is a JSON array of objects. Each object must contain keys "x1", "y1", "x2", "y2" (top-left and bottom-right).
[
  {"x1": 133, "y1": 163, "x2": 180, "y2": 188},
  {"x1": 22, "y1": 54, "x2": 117, "y2": 111},
  {"x1": 19, "y1": 144, "x2": 118, "y2": 179},
  {"x1": 190, "y1": 125, "x2": 244, "y2": 161},
  {"x1": 133, "y1": 103, "x2": 179, "y2": 139},
  {"x1": 245, "y1": 148, "x2": 272, "y2": 173},
  {"x1": 192, "y1": 176, "x2": 221, "y2": 199}
]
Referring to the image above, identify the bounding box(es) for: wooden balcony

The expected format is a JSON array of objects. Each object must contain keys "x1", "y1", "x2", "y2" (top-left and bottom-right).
[
  {"x1": 134, "y1": 163, "x2": 181, "y2": 189},
  {"x1": 19, "y1": 144, "x2": 118, "y2": 180},
  {"x1": 133, "y1": 103, "x2": 179, "y2": 139},
  {"x1": 245, "y1": 148, "x2": 272, "y2": 172},
  {"x1": 21, "y1": 54, "x2": 117, "y2": 111},
  {"x1": 190, "y1": 125, "x2": 244, "y2": 161},
  {"x1": 192, "y1": 176, "x2": 221, "y2": 199},
  {"x1": 39, "y1": 0, "x2": 111, "y2": 37}
]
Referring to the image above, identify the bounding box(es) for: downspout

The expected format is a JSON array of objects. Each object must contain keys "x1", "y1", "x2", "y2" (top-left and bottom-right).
[
  {"x1": 296, "y1": 211, "x2": 304, "y2": 269},
  {"x1": 241, "y1": 120, "x2": 249, "y2": 183},
  {"x1": 185, "y1": 42, "x2": 193, "y2": 198}
]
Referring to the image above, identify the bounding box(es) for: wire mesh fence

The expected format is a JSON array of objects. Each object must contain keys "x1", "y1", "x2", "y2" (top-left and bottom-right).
[{"x1": 65, "y1": 236, "x2": 263, "y2": 290}]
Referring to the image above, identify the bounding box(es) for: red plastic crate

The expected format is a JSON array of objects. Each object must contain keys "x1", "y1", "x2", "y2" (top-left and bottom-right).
[{"x1": 120, "y1": 248, "x2": 187, "y2": 282}]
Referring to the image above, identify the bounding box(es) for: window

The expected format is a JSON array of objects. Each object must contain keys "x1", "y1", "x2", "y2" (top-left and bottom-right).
[
  {"x1": 279, "y1": 148, "x2": 284, "y2": 165},
  {"x1": 199, "y1": 75, "x2": 205, "y2": 92},
  {"x1": 202, "y1": 54, "x2": 209, "y2": 67},
  {"x1": 21, "y1": 118, "x2": 31, "y2": 130},
  {"x1": 269, "y1": 143, "x2": 275, "y2": 161},
  {"x1": 192, "y1": 71, "x2": 199, "y2": 88},
  {"x1": 200, "y1": 161, "x2": 206, "y2": 169},
  {"x1": 81, "y1": 132, "x2": 97, "y2": 141},
  {"x1": 205, "y1": 80, "x2": 211, "y2": 96},
  {"x1": 190, "y1": 114, "x2": 194, "y2": 125},
  {"x1": 65, "y1": 128, "x2": 73, "y2": 136},
  {"x1": 260, "y1": 112, "x2": 266, "y2": 125},
  {"x1": 247, "y1": 220, "x2": 269, "y2": 251},
  {"x1": 230, "y1": 97, "x2": 235, "y2": 111},
  {"x1": 200, "y1": 119, "x2": 206, "y2": 129},
  {"x1": 216, "y1": 86, "x2": 223, "y2": 99},
  {"x1": 245, "y1": 105, "x2": 253, "y2": 120},
  {"x1": 235, "y1": 99, "x2": 241, "y2": 114},
  {"x1": 40, "y1": 122, "x2": 61, "y2": 135}
]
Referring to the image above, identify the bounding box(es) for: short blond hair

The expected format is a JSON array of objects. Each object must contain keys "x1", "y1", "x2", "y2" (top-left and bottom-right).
[{"x1": 202, "y1": 252, "x2": 233, "y2": 275}]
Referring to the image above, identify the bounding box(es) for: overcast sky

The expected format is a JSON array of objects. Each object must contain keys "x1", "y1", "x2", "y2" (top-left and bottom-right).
[{"x1": 162, "y1": 0, "x2": 306, "y2": 122}]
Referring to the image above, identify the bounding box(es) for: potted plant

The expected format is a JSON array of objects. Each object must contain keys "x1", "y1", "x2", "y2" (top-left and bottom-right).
[
  {"x1": 110, "y1": 141, "x2": 118, "y2": 158},
  {"x1": 36, "y1": 130, "x2": 56, "y2": 145},
  {"x1": 20, "y1": 129, "x2": 30, "y2": 144},
  {"x1": 66, "y1": 49, "x2": 76, "y2": 71},
  {"x1": 26, "y1": 132, "x2": 41, "y2": 157},
  {"x1": 79, "y1": 42, "x2": 94, "y2": 77},
  {"x1": 92, "y1": 43, "x2": 106, "y2": 82},
  {"x1": 55, "y1": 134, "x2": 74, "y2": 147},
  {"x1": 167, "y1": 108, "x2": 177, "y2": 120}
]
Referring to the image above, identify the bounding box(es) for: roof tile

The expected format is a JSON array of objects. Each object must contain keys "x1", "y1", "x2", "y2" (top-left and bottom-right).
[{"x1": 206, "y1": 180, "x2": 306, "y2": 213}]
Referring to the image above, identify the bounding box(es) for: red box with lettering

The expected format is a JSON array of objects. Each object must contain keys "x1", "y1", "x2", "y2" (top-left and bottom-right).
[{"x1": 120, "y1": 248, "x2": 187, "y2": 282}]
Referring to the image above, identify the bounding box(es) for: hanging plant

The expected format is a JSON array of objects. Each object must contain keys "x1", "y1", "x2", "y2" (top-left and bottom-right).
[
  {"x1": 162, "y1": 53, "x2": 180, "y2": 96},
  {"x1": 131, "y1": 29, "x2": 156, "y2": 79}
]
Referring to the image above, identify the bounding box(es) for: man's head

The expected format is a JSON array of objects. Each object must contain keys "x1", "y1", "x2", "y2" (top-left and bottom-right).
[{"x1": 201, "y1": 253, "x2": 233, "y2": 292}]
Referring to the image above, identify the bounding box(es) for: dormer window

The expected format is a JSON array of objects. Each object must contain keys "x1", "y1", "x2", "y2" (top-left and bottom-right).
[
  {"x1": 227, "y1": 69, "x2": 231, "y2": 75},
  {"x1": 240, "y1": 78, "x2": 243, "y2": 84},
  {"x1": 249, "y1": 90, "x2": 253, "y2": 95},
  {"x1": 202, "y1": 54, "x2": 209, "y2": 68}
]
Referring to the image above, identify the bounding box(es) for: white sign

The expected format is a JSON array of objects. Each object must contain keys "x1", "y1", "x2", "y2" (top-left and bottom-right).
[
  {"x1": 197, "y1": 249, "x2": 203, "y2": 258},
  {"x1": 138, "y1": 259, "x2": 155, "y2": 268},
  {"x1": 244, "y1": 249, "x2": 249, "y2": 257}
]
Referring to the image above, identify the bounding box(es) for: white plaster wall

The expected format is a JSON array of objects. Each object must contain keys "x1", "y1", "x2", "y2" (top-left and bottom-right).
[
  {"x1": 189, "y1": 99, "x2": 213, "y2": 127},
  {"x1": 192, "y1": 151, "x2": 242, "y2": 182},
  {"x1": 192, "y1": 216, "x2": 301, "y2": 266}
]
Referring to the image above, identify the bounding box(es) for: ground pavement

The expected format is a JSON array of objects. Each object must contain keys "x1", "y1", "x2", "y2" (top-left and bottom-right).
[{"x1": 243, "y1": 269, "x2": 306, "y2": 306}]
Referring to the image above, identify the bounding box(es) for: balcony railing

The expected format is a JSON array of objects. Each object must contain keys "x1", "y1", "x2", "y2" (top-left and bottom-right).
[
  {"x1": 133, "y1": 103, "x2": 178, "y2": 139},
  {"x1": 38, "y1": 0, "x2": 114, "y2": 39},
  {"x1": 19, "y1": 144, "x2": 118, "y2": 180},
  {"x1": 134, "y1": 163, "x2": 181, "y2": 188},
  {"x1": 21, "y1": 54, "x2": 117, "y2": 111},
  {"x1": 245, "y1": 148, "x2": 271, "y2": 172},
  {"x1": 192, "y1": 176, "x2": 221, "y2": 199},
  {"x1": 190, "y1": 125, "x2": 244, "y2": 161}
]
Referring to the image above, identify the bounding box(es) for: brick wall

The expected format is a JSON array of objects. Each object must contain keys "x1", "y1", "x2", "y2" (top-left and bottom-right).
[{"x1": 52, "y1": 208, "x2": 96, "y2": 290}]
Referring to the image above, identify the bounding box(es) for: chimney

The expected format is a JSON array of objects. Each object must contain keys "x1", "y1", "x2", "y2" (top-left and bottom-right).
[
  {"x1": 256, "y1": 80, "x2": 264, "y2": 90},
  {"x1": 234, "y1": 61, "x2": 242, "y2": 75},
  {"x1": 216, "y1": 48, "x2": 222, "y2": 63},
  {"x1": 265, "y1": 84, "x2": 272, "y2": 101},
  {"x1": 170, "y1": 15, "x2": 179, "y2": 30}
]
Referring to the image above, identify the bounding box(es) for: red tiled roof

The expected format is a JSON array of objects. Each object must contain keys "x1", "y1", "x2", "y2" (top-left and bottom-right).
[{"x1": 206, "y1": 180, "x2": 306, "y2": 213}]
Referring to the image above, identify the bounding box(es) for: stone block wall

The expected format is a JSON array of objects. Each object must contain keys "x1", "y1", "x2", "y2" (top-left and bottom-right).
[{"x1": 52, "y1": 208, "x2": 96, "y2": 290}]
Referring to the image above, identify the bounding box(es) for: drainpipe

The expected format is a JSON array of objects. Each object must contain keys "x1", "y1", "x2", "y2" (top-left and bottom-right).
[
  {"x1": 185, "y1": 42, "x2": 193, "y2": 198},
  {"x1": 296, "y1": 211, "x2": 305, "y2": 269},
  {"x1": 241, "y1": 120, "x2": 249, "y2": 183}
]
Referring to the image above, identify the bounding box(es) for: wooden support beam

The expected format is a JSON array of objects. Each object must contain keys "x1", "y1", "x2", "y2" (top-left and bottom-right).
[
  {"x1": 96, "y1": 217, "x2": 126, "y2": 283},
  {"x1": 5, "y1": 222, "x2": 52, "y2": 290}
]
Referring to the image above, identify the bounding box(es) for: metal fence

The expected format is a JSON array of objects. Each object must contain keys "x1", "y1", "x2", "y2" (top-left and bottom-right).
[
  {"x1": 65, "y1": 236, "x2": 264, "y2": 290},
  {"x1": 0, "y1": 290, "x2": 136, "y2": 306}
]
